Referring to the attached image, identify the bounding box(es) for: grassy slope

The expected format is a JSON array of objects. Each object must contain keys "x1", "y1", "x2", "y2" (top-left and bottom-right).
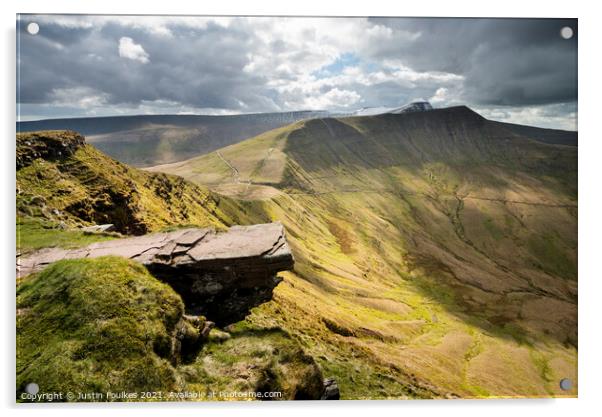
[
  {"x1": 17, "y1": 257, "x2": 323, "y2": 401},
  {"x1": 17, "y1": 217, "x2": 116, "y2": 253},
  {"x1": 17, "y1": 257, "x2": 185, "y2": 397},
  {"x1": 16, "y1": 131, "x2": 323, "y2": 401},
  {"x1": 16, "y1": 131, "x2": 270, "y2": 253},
  {"x1": 153, "y1": 107, "x2": 578, "y2": 399},
  {"x1": 490, "y1": 120, "x2": 577, "y2": 146}
]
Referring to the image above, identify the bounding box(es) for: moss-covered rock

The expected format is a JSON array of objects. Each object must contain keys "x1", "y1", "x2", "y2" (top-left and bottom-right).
[
  {"x1": 16, "y1": 256, "x2": 185, "y2": 400},
  {"x1": 16, "y1": 256, "x2": 325, "y2": 401}
]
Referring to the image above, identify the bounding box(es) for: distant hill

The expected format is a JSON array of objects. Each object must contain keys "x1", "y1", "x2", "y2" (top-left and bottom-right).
[
  {"x1": 490, "y1": 121, "x2": 577, "y2": 146},
  {"x1": 18, "y1": 105, "x2": 576, "y2": 168},
  {"x1": 17, "y1": 111, "x2": 329, "y2": 167}
]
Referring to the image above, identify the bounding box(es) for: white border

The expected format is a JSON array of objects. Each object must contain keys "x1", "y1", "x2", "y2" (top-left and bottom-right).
[{"x1": 2, "y1": 1, "x2": 601, "y2": 416}]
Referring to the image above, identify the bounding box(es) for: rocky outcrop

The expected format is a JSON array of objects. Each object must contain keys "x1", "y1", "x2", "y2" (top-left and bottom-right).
[
  {"x1": 321, "y1": 378, "x2": 340, "y2": 400},
  {"x1": 391, "y1": 100, "x2": 433, "y2": 114},
  {"x1": 81, "y1": 224, "x2": 116, "y2": 233},
  {"x1": 17, "y1": 222, "x2": 294, "y2": 326},
  {"x1": 172, "y1": 315, "x2": 214, "y2": 364},
  {"x1": 17, "y1": 130, "x2": 85, "y2": 169}
]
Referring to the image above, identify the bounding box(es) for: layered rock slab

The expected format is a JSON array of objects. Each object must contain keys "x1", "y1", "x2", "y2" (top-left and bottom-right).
[{"x1": 17, "y1": 222, "x2": 293, "y2": 325}]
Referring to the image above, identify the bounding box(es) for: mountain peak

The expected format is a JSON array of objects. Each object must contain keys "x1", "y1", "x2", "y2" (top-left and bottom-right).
[
  {"x1": 350, "y1": 101, "x2": 433, "y2": 117},
  {"x1": 389, "y1": 101, "x2": 433, "y2": 114},
  {"x1": 439, "y1": 105, "x2": 486, "y2": 120}
]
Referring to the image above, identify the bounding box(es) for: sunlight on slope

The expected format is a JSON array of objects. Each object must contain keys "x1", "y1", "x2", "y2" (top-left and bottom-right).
[{"x1": 150, "y1": 108, "x2": 577, "y2": 399}]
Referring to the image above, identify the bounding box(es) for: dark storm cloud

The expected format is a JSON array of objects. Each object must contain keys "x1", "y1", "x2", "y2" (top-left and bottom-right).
[
  {"x1": 369, "y1": 18, "x2": 577, "y2": 106},
  {"x1": 18, "y1": 16, "x2": 275, "y2": 111},
  {"x1": 17, "y1": 15, "x2": 577, "y2": 129}
]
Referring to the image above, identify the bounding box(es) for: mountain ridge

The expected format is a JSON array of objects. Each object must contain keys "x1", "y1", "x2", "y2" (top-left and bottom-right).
[
  {"x1": 18, "y1": 105, "x2": 576, "y2": 168},
  {"x1": 147, "y1": 105, "x2": 577, "y2": 397}
]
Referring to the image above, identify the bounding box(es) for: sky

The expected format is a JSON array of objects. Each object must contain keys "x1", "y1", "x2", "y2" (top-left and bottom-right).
[{"x1": 17, "y1": 15, "x2": 577, "y2": 130}]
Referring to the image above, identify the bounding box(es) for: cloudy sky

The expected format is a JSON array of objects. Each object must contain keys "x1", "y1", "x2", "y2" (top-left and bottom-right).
[{"x1": 17, "y1": 15, "x2": 577, "y2": 129}]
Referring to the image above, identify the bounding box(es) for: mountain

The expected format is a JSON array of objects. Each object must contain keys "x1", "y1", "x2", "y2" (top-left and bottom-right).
[
  {"x1": 16, "y1": 102, "x2": 437, "y2": 168},
  {"x1": 149, "y1": 105, "x2": 577, "y2": 398},
  {"x1": 18, "y1": 103, "x2": 574, "y2": 169},
  {"x1": 16, "y1": 105, "x2": 578, "y2": 399},
  {"x1": 17, "y1": 111, "x2": 330, "y2": 167}
]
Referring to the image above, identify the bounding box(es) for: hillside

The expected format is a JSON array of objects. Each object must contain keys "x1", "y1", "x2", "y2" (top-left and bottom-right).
[
  {"x1": 17, "y1": 112, "x2": 329, "y2": 167},
  {"x1": 16, "y1": 131, "x2": 327, "y2": 401},
  {"x1": 150, "y1": 106, "x2": 578, "y2": 398},
  {"x1": 16, "y1": 130, "x2": 274, "y2": 253},
  {"x1": 17, "y1": 257, "x2": 324, "y2": 400}
]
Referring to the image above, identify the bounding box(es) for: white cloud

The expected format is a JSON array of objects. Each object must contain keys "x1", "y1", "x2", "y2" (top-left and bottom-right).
[
  {"x1": 475, "y1": 104, "x2": 577, "y2": 130},
  {"x1": 284, "y1": 88, "x2": 360, "y2": 110},
  {"x1": 18, "y1": 15, "x2": 577, "y2": 129},
  {"x1": 118, "y1": 37, "x2": 150, "y2": 64},
  {"x1": 430, "y1": 87, "x2": 448, "y2": 104},
  {"x1": 19, "y1": 97, "x2": 244, "y2": 121},
  {"x1": 240, "y1": 18, "x2": 422, "y2": 86},
  {"x1": 268, "y1": 60, "x2": 464, "y2": 112},
  {"x1": 391, "y1": 66, "x2": 464, "y2": 84},
  {"x1": 49, "y1": 86, "x2": 109, "y2": 108},
  {"x1": 32, "y1": 15, "x2": 233, "y2": 37}
]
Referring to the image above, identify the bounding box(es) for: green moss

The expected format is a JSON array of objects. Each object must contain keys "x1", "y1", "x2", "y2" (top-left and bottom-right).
[
  {"x1": 408, "y1": 274, "x2": 459, "y2": 311},
  {"x1": 182, "y1": 321, "x2": 324, "y2": 400},
  {"x1": 17, "y1": 256, "x2": 184, "y2": 401},
  {"x1": 483, "y1": 217, "x2": 504, "y2": 240},
  {"x1": 527, "y1": 233, "x2": 576, "y2": 280},
  {"x1": 16, "y1": 255, "x2": 325, "y2": 402},
  {"x1": 17, "y1": 217, "x2": 116, "y2": 254},
  {"x1": 530, "y1": 350, "x2": 553, "y2": 384}
]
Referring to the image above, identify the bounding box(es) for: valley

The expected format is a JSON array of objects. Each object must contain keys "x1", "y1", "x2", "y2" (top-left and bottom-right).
[
  {"x1": 17, "y1": 111, "x2": 330, "y2": 167},
  {"x1": 150, "y1": 106, "x2": 578, "y2": 398},
  {"x1": 16, "y1": 105, "x2": 578, "y2": 399}
]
